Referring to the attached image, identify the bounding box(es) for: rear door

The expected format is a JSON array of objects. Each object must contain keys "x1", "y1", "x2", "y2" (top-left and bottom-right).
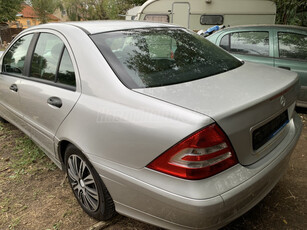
[
  {"x1": 217, "y1": 30, "x2": 274, "y2": 66},
  {"x1": 18, "y1": 31, "x2": 81, "y2": 157},
  {"x1": 273, "y1": 29, "x2": 307, "y2": 106},
  {"x1": 172, "y1": 2, "x2": 190, "y2": 28}
]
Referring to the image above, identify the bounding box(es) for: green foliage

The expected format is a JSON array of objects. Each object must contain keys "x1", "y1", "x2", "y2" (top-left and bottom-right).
[
  {"x1": 12, "y1": 137, "x2": 45, "y2": 172},
  {"x1": 31, "y1": 0, "x2": 59, "y2": 24},
  {"x1": 61, "y1": 0, "x2": 146, "y2": 21},
  {"x1": 0, "y1": 0, "x2": 24, "y2": 23},
  {"x1": 103, "y1": 0, "x2": 126, "y2": 20},
  {"x1": 62, "y1": 0, "x2": 108, "y2": 21},
  {"x1": 274, "y1": 0, "x2": 307, "y2": 26},
  {"x1": 126, "y1": 0, "x2": 146, "y2": 5},
  {"x1": 103, "y1": 0, "x2": 146, "y2": 20}
]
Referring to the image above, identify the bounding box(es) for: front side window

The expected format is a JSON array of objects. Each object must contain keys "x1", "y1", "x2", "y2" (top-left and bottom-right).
[
  {"x1": 200, "y1": 15, "x2": 223, "y2": 25},
  {"x1": 2, "y1": 34, "x2": 33, "y2": 75},
  {"x1": 91, "y1": 28, "x2": 242, "y2": 88},
  {"x1": 220, "y1": 31, "x2": 269, "y2": 56},
  {"x1": 278, "y1": 32, "x2": 307, "y2": 61},
  {"x1": 144, "y1": 14, "x2": 169, "y2": 23},
  {"x1": 30, "y1": 33, "x2": 64, "y2": 81}
]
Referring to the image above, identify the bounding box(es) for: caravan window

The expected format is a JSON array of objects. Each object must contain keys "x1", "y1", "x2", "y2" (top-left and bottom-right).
[
  {"x1": 200, "y1": 15, "x2": 223, "y2": 25},
  {"x1": 144, "y1": 14, "x2": 169, "y2": 23}
]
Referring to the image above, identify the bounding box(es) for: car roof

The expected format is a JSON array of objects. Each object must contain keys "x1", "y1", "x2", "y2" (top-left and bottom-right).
[
  {"x1": 218, "y1": 24, "x2": 307, "y2": 32},
  {"x1": 34, "y1": 20, "x2": 180, "y2": 35}
]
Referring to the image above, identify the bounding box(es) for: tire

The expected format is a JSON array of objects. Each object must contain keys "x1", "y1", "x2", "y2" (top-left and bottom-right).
[{"x1": 64, "y1": 144, "x2": 116, "y2": 220}]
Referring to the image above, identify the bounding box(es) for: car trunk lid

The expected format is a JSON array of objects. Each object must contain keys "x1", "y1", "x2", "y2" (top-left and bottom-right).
[{"x1": 134, "y1": 63, "x2": 299, "y2": 166}]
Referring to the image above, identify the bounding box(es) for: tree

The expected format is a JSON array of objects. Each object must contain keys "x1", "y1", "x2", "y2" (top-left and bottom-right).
[
  {"x1": 61, "y1": 0, "x2": 79, "y2": 21},
  {"x1": 61, "y1": 0, "x2": 146, "y2": 21},
  {"x1": 0, "y1": 0, "x2": 24, "y2": 23},
  {"x1": 62, "y1": 0, "x2": 108, "y2": 21},
  {"x1": 125, "y1": 0, "x2": 147, "y2": 6},
  {"x1": 274, "y1": 0, "x2": 307, "y2": 26},
  {"x1": 31, "y1": 0, "x2": 59, "y2": 24},
  {"x1": 103, "y1": 0, "x2": 147, "y2": 20}
]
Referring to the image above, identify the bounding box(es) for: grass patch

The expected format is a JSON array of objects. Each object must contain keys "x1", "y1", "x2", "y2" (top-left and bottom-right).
[
  {"x1": 0, "y1": 197, "x2": 11, "y2": 213},
  {"x1": 0, "y1": 122, "x2": 60, "y2": 229},
  {"x1": 6, "y1": 137, "x2": 46, "y2": 179},
  {"x1": 0, "y1": 122, "x2": 57, "y2": 179},
  {"x1": 8, "y1": 217, "x2": 21, "y2": 230},
  {"x1": 12, "y1": 136, "x2": 57, "y2": 173},
  {"x1": 13, "y1": 137, "x2": 45, "y2": 167}
]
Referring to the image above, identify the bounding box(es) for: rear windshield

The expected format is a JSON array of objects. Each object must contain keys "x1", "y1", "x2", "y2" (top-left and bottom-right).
[{"x1": 91, "y1": 28, "x2": 242, "y2": 88}]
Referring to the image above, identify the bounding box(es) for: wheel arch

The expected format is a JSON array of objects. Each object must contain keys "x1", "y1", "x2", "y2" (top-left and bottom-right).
[
  {"x1": 58, "y1": 140, "x2": 116, "y2": 219},
  {"x1": 57, "y1": 140, "x2": 75, "y2": 169}
]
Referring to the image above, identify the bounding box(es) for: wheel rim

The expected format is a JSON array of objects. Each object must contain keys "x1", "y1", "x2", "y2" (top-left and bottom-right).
[{"x1": 67, "y1": 154, "x2": 99, "y2": 212}]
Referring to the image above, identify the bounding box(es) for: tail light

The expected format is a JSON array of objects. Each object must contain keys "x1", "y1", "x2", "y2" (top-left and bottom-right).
[{"x1": 147, "y1": 123, "x2": 238, "y2": 180}]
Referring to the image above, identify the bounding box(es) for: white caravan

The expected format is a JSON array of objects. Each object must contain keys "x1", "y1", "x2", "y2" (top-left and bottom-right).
[{"x1": 130, "y1": 0, "x2": 276, "y2": 30}]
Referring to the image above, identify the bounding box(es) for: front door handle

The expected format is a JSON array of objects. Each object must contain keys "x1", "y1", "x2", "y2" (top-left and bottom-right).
[
  {"x1": 278, "y1": 66, "x2": 291, "y2": 70},
  {"x1": 47, "y1": 97, "x2": 62, "y2": 108},
  {"x1": 9, "y1": 84, "x2": 18, "y2": 92}
]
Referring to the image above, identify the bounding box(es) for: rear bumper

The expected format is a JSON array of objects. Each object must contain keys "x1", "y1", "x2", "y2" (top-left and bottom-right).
[{"x1": 93, "y1": 113, "x2": 302, "y2": 230}]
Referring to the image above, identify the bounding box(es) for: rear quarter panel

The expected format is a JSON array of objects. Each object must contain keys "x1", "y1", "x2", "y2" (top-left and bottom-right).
[{"x1": 55, "y1": 90, "x2": 213, "y2": 169}]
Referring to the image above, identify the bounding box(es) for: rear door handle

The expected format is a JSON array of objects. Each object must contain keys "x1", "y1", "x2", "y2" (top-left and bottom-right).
[
  {"x1": 47, "y1": 97, "x2": 62, "y2": 108},
  {"x1": 278, "y1": 66, "x2": 291, "y2": 70},
  {"x1": 9, "y1": 84, "x2": 18, "y2": 92}
]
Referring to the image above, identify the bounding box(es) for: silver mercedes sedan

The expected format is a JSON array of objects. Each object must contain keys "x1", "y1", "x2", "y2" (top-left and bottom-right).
[{"x1": 0, "y1": 21, "x2": 302, "y2": 230}]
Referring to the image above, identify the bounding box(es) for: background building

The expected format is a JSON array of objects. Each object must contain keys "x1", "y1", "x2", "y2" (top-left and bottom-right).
[{"x1": 10, "y1": 3, "x2": 59, "y2": 29}]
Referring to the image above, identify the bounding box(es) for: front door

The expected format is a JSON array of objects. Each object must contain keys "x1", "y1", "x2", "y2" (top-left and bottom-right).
[{"x1": 0, "y1": 34, "x2": 34, "y2": 133}]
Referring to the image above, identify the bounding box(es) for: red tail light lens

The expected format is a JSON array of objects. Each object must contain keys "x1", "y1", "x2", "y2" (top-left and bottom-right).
[{"x1": 147, "y1": 124, "x2": 238, "y2": 180}]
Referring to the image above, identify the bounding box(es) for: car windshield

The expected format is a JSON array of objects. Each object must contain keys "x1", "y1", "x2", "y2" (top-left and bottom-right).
[{"x1": 91, "y1": 28, "x2": 243, "y2": 88}]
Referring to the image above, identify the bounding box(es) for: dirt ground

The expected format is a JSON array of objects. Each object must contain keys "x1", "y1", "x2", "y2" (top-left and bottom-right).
[{"x1": 0, "y1": 110, "x2": 306, "y2": 230}]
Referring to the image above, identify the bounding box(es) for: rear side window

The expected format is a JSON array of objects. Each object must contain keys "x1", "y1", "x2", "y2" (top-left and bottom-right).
[
  {"x1": 220, "y1": 34, "x2": 230, "y2": 50},
  {"x1": 200, "y1": 15, "x2": 223, "y2": 25},
  {"x1": 278, "y1": 32, "x2": 307, "y2": 61},
  {"x1": 220, "y1": 31, "x2": 269, "y2": 56},
  {"x1": 57, "y1": 48, "x2": 76, "y2": 86},
  {"x1": 2, "y1": 34, "x2": 33, "y2": 75},
  {"x1": 30, "y1": 33, "x2": 76, "y2": 88},
  {"x1": 91, "y1": 28, "x2": 242, "y2": 88}
]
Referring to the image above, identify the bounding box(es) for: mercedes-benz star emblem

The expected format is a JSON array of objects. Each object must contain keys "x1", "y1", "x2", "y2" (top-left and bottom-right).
[{"x1": 280, "y1": 96, "x2": 286, "y2": 107}]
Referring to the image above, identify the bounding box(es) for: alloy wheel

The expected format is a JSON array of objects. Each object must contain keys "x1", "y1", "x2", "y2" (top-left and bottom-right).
[{"x1": 67, "y1": 154, "x2": 99, "y2": 211}]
